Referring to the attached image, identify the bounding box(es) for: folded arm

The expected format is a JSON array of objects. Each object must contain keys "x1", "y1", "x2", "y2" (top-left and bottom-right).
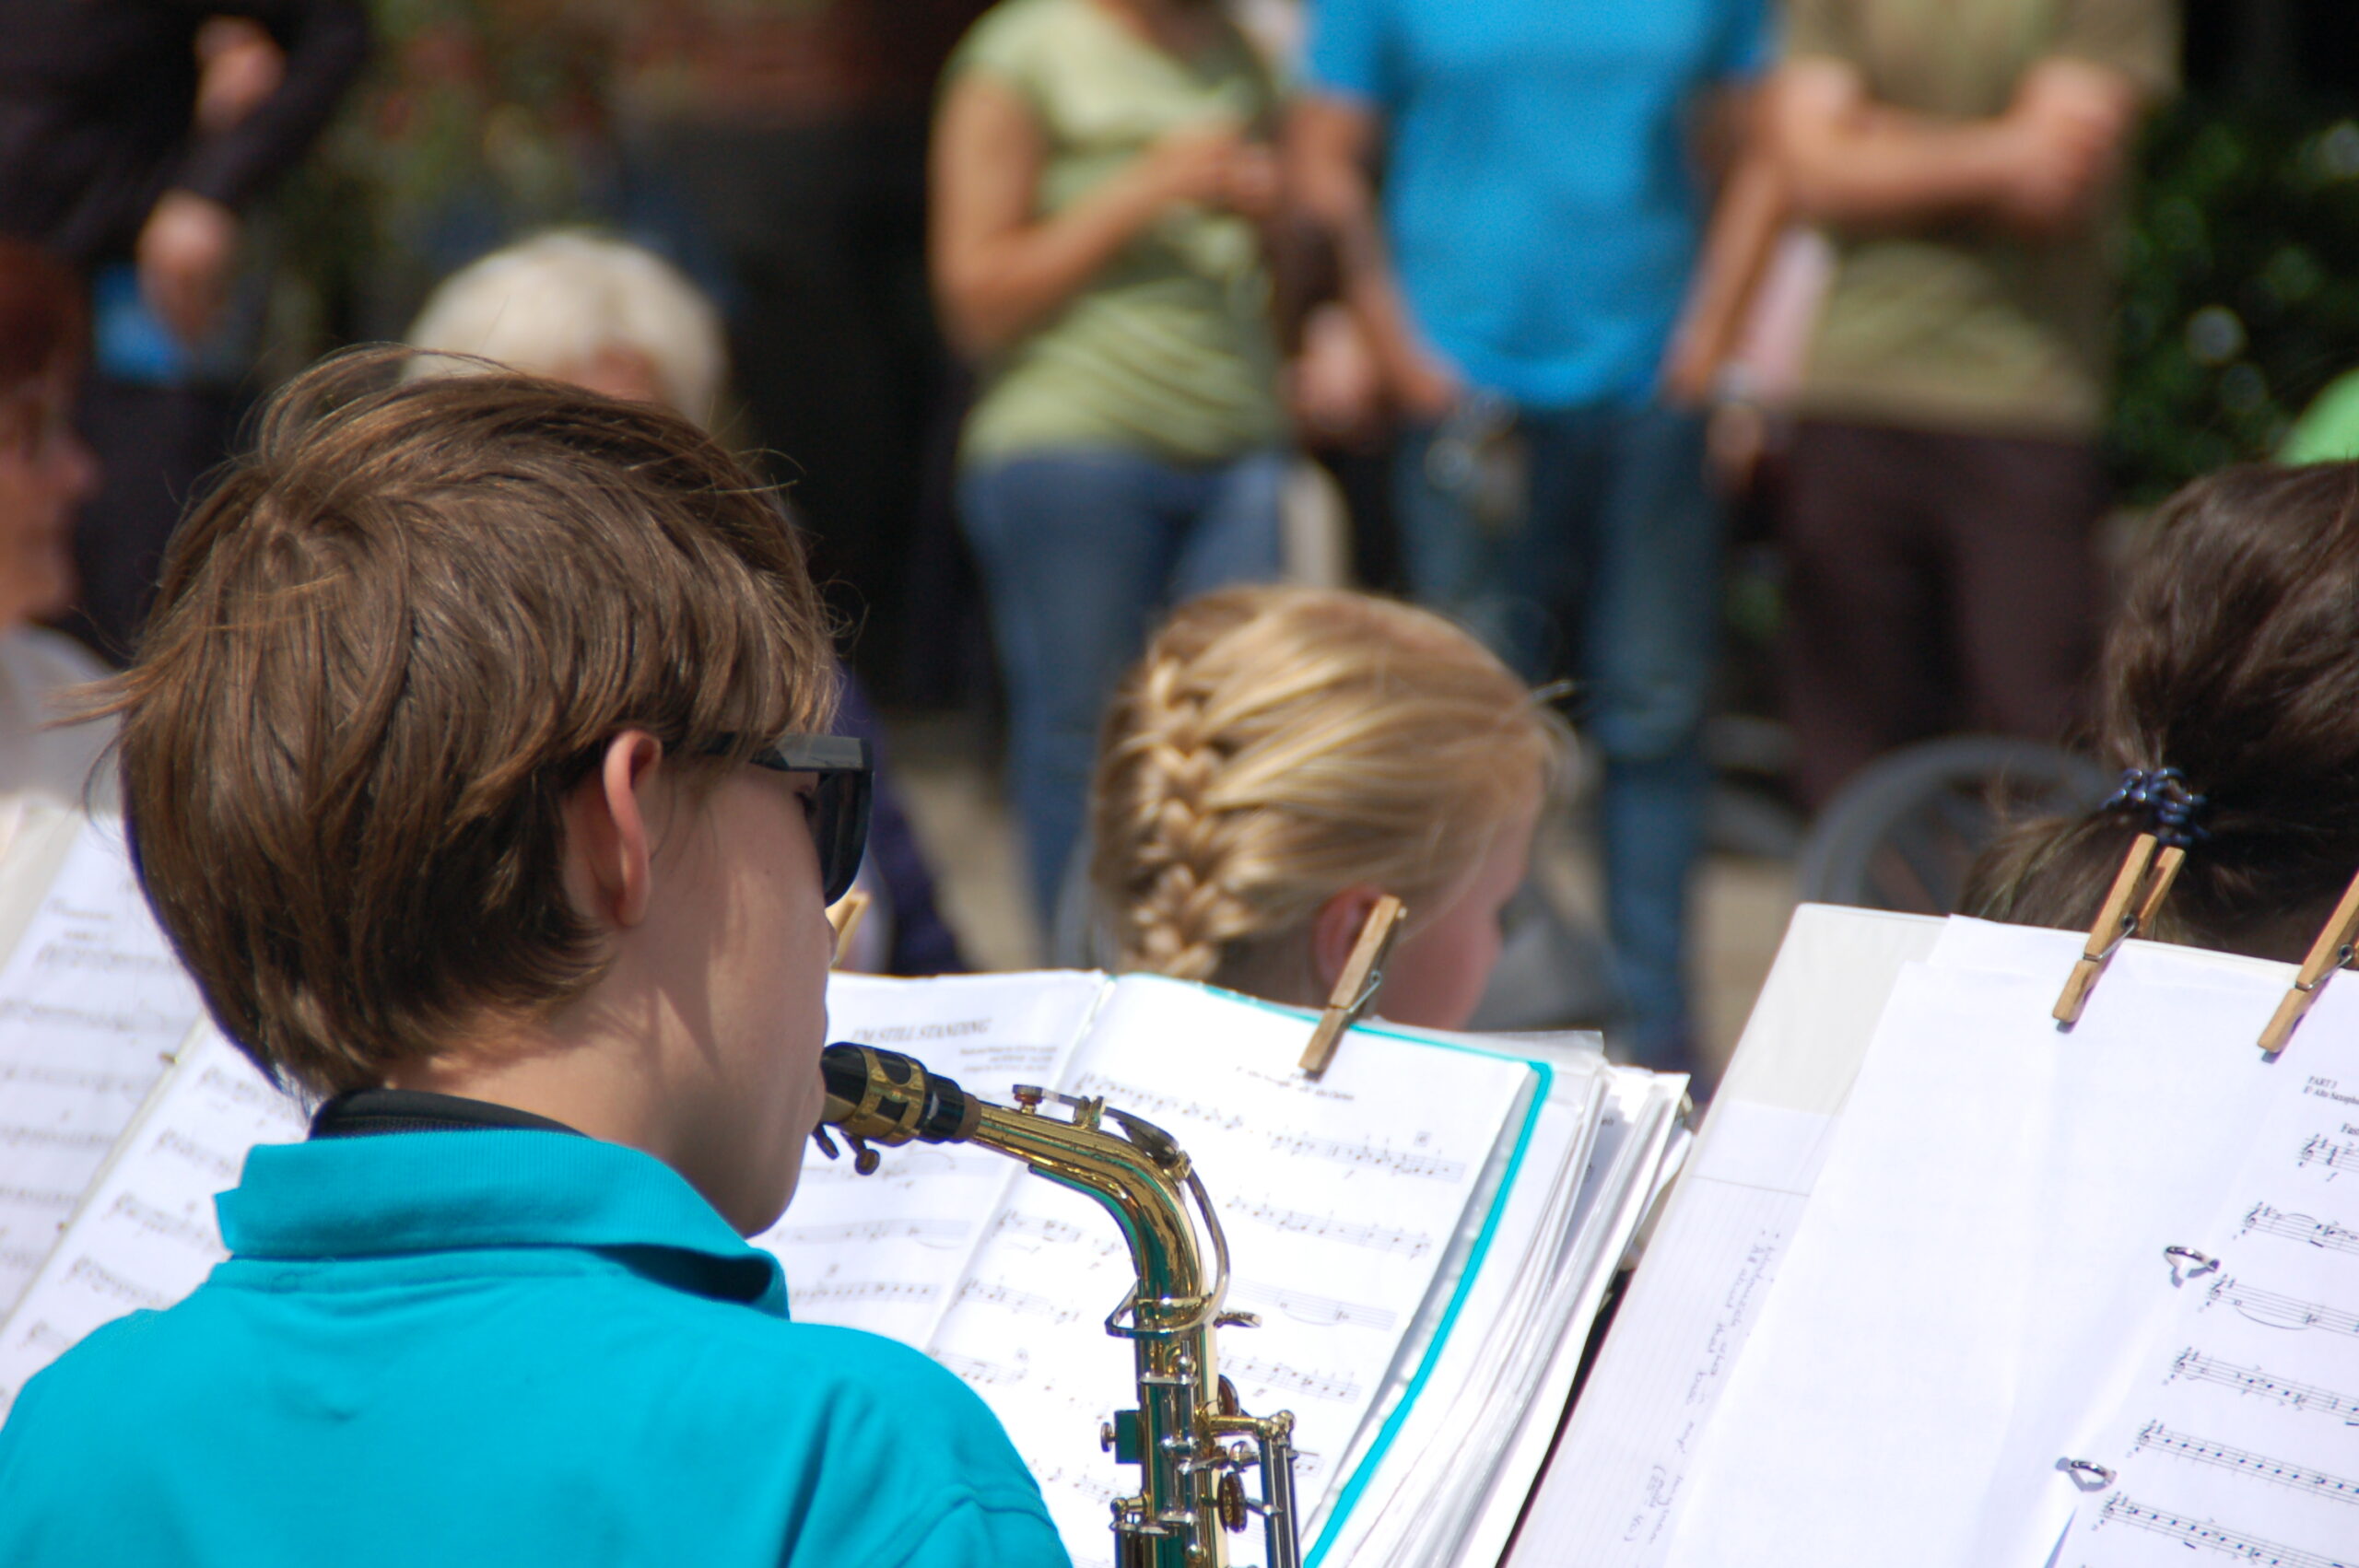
[{"x1": 1766, "y1": 55, "x2": 2143, "y2": 238}]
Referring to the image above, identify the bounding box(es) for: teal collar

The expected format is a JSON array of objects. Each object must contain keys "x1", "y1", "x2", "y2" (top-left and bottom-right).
[{"x1": 218, "y1": 1130, "x2": 787, "y2": 1313}]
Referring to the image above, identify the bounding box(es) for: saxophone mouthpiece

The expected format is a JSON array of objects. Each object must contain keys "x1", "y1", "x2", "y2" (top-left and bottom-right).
[{"x1": 817, "y1": 1043, "x2": 983, "y2": 1158}]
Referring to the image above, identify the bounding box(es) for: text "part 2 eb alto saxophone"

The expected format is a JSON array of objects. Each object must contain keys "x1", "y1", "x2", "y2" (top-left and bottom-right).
[{"x1": 815, "y1": 1043, "x2": 1302, "y2": 1568}]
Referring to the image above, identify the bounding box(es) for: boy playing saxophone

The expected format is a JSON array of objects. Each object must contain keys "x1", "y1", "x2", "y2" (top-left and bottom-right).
[{"x1": 0, "y1": 352, "x2": 1068, "y2": 1567}]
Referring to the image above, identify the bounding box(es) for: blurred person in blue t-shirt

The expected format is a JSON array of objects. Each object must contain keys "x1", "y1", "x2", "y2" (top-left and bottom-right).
[{"x1": 1288, "y1": 0, "x2": 1771, "y2": 1073}]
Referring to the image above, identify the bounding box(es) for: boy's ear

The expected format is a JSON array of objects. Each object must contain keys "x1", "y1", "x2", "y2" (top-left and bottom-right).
[
  {"x1": 560, "y1": 731, "x2": 667, "y2": 930},
  {"x1": 1309, "y1": 883, "x2": 1392, "y2": 997}
]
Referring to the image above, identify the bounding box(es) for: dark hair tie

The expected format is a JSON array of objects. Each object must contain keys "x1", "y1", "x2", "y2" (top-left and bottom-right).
[{"x1": 2099, "y1": 766, "x2": 2211, "y2": 850}]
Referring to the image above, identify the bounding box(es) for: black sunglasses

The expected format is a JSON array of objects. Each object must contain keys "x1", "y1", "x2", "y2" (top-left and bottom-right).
[{"x1": 702, "y1": 731, "x2": 873, "y2": 905}]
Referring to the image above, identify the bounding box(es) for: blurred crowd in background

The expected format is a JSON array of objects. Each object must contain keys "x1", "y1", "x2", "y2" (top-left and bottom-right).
[{"x1": 6, "y1": 0, "x2": 2359, "y2": 1088}]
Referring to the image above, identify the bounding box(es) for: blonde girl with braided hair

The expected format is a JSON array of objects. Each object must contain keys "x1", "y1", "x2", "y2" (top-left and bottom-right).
[{"x1": 1091, "y1": 585, "x2": 1565, "y2": 1029}]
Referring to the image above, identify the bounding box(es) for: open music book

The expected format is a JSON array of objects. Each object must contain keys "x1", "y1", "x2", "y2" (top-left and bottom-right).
[
  {"x1": 0, "y1": 811, "x2": 205, "y2": 1319},
  {"x1": 0, "y1": 813, "x2": 1690, "y2": 1568},
  {"x1": 788, "y1": 971, "x2": 1687, "y2": 1568}
]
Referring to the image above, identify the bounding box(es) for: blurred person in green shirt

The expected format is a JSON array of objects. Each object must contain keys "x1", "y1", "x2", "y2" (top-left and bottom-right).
[
  {"x1": 933, "y1": 0, "x2": 1291, "y2": 921},
  {"x1": 1766, "y1": 0, "x2": 2177, "y2": 809}
]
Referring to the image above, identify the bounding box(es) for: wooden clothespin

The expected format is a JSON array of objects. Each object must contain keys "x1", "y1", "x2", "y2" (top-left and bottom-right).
[
  {"x1": 1299, "y1": 895, "x2": 1406, "y2": 1078},
  {"x1": 2259, "y1": 866, "x2": 2359, "y2": 1055},
  {"x1": 827, "y1": 890, "x2": 873, "y2": 971},
  {"x1": 2053, "y1": 833, "x2": 2186, "y2": 1025}
]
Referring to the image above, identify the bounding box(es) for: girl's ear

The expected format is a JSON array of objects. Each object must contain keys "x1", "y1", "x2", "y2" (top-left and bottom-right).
[{"x1": 1309, "y1": 883, "x2": 1391, "y2": 997}]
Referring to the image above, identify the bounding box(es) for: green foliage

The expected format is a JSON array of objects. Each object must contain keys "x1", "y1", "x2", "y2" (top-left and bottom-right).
[{"x1": 2111, "y1": 98, "x2": 2359, "y2": 500}]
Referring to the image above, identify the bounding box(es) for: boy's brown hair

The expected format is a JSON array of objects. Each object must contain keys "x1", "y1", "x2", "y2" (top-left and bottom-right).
[{"x1": 107, "y1": 348, "x2": 838, "y2": 1097}]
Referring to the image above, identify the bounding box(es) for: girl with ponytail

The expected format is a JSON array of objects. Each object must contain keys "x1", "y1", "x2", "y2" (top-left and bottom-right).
[{"x1": 1966, "y1": 462, "x2": 2359, "y2": 959}]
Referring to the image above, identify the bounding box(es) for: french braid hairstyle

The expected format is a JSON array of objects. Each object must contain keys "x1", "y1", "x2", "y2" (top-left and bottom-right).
[
  {"x1": 1091, "y1": 586, "x2": 1565, "y2": 999},
  {"x1": 1964, "y1": 462, "x2": 2359, "y2": 960}
]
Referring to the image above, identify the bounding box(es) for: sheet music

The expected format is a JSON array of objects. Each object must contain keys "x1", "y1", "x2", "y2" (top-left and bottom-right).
[
  {"x1": 2067, "y1": 981, "x2": 2359, "y2": 1568},
  {"x1": 1321, "y1": 1094, "x2": 1585, "y2": 1564},
  {"x1": 753, "y1": 971, "x2": 1107, "y2": 1345},
  {"x1": 919, "y1": 976, "x2": 1532, "y2": 1568},
  {"x1": 1512, "y1": 902, "x2": 1946, "y2": 1568},
  {"x1": 1664, "y1": 953, "x2": 2288, "y2": 1568},
  {"x1": 0, "y1": 1024, "x2": 304, "y2": 1413},
  {"x1": 0, "y1": 816, "x2": 204, "y2": 1313},
  {"x1": 1519, "y1": 1100, "x2": 1833, "y2": 1563},
  {"x1": 1348, "y1": 1063, "x2": 1682, "y2": 1568}
]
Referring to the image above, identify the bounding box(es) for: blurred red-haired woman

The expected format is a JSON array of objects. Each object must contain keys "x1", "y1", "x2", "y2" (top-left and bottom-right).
[{"x1": 0, "y1": 239, "x2": 111, "y2": 842}]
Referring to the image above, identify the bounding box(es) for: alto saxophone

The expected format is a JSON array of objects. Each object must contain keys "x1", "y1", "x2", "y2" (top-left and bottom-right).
[{"x1": 816, "y1": 1043, "x2": 1303, "y2": 1568}]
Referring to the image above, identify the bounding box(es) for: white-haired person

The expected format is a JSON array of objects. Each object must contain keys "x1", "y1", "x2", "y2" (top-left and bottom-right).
[
  {"x1": 406, "y1": 230, "x2": 962, "y2": 975},
  {"x1": 0, "y1": 238, "x2": 111, "y2": 851},
  {"x1": 1091, "y1": 585, "x2": 1562, "y2": 1029},
  {"x1": 405, "y1": 231, "x2": 728, "y2": 424}
]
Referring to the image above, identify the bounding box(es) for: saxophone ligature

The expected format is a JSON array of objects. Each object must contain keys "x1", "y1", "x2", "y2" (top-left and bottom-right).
[{"x1": 815, "y1": 1043, "x2": 1302, "y2": 1568}]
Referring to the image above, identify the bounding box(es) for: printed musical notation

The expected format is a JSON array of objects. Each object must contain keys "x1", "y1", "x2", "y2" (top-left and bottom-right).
[
  {"x1": 2071, "y1": 1030, "x2": 2359, "y2": 1568},
  {"x1": 13, "y1": 1319, "x2": 70, "y2": 1357},
  {"x1": 992, "y1": 1209, "x2": 1122, "y2": 1258},
  {"x1": 0, "y1": 1184, "x2": 77, "y2": 1214},
  {"x1": 1265, "y1": 1130, "x2": 1467, "y2": 1183},
  {"x1": 1230, "y1": 1279, "x2": 1399, "y2": 1332},
  {"x1": 912, "y1": 975, "x2": 1530, "y2": 1568},
  {"x1": 1027, "y1": 1459, "x2": 1121, "y2": 1509},
  {"x1": 763, "y1": 970, "x2": 1110, "y2": 1350},
  {"x1": 2297, "y1": 1135, "x2": 2359, "y2": 1178},
  {"x1": 957, "y1": 1277, "x2": 1082, "y2": 1325},
  {"x1": 2242, "y1": 1202, "x2": 2359, "y2": 1258},
  {"x1": 2169, "y1": 1349, "x2": 2359, "y2": 1422},
  {"x1": 769, "y1": 1216, "x2": 968, "y2": 1250},
  {"x1": 936, "y1": 1348, "x2": 1110, "y2": 1427},
  {"x1": 2134, "y1": 1422, "x2": 2359, "y2": 1505},
  {"x1": 105, "y1": 1194, "x2": 220, "y2": 1255},
  {"x1": 1222, "y1": 1352, "x2": 1363, "y2": 1404},
  {"x1": 1068, "y1": 1073, "x2": 1246, "y2": 1134},
  {"x1": 936, "y1": 1350, "x2": 1030, "y2": 1388},
  {"x1": 2209, "y1": 1276, "x2": 2359, "y2": 1338},
  {"x1": 2096, "y1": 1494, "x2": 2359, "y2": 1568},
  {"x1": 0, "y1": 997, "x2": 184, "y2": 1036},
  {"x1": 0, "y1": 1025, "x2": 313, "y2": 1411},
  {"x1": 793, "y1": 1279, "x2": 938, "y2": 1308},
  {"x1": 795, "y1": 1146, "x2": 959, "y2": 1189},
  {"x1": 194, "y1": 1064, "x2": 281, "y2": 1111},
  {"x1": 27, "y1": 939, "x2": 182, "y2": 980},
  {"x1": 60, "y1": 1256, "x2": 169, "y2": 1313},
  {"x1": 0, "y1": 1125, "x2": 111, "y2": 1153},
  {"x1": 0, "y1": 821, "x2": 208, "y2": 1315},
  {"x1": 1226, "y1": 1198, "x2": 1433, "y2": 1259},
  {"x1": 150, "y1": 1129, "x2": 241, "y2": 1184},
  {"x1": 0, "y1": 1062, "x2": 154, "y2": 1097}
]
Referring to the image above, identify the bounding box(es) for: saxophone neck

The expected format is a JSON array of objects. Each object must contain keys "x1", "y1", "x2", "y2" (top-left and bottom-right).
[
  {"x1": 816, "y1": 1044, "x2": 1218, "y2": 1321},
  {"x1": 969, "y1": 1095, "x2": 1215, "y2": 1327}
]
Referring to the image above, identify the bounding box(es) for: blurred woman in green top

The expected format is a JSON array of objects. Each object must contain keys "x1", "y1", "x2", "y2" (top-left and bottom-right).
[{"x1": 933, "y1": 0, "x2": 1289, "y2": 920}]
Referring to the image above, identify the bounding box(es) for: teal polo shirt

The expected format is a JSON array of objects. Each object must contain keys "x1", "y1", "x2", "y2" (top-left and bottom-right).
[{"x1": 0, "y1": 1129, "x2": 1068, "y2": 1567}]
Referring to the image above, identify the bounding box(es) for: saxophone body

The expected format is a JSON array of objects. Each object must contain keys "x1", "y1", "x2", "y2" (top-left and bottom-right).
[{"x1": 817, "y1": 1043, "x2": 1302, "y2": 1568}]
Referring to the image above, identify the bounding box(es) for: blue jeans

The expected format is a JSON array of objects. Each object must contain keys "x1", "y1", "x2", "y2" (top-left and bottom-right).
[
  {"x1": 961, "y1": 448, "x2": 1287, "y2": 920},
  {"x1": 1395, "y1": 404, "x2": 1718, "y2": 1071}
]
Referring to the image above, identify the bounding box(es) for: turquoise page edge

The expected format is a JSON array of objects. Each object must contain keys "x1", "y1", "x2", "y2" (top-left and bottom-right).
[{"x1": 1152, "y1": 979, "x2": 1554, "y2": 1568}]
